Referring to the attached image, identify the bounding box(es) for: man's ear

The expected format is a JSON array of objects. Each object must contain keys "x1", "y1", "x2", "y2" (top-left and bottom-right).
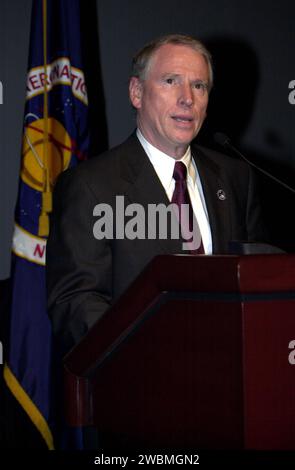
[{"x1": 129, "y1": 77, "x2": 143, "y2": 109}]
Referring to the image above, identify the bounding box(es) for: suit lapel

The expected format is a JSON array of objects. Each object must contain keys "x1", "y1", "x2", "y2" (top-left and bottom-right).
[
  {"x1": 193, "y1": 146, "x2": 231, "y2": 253},
  {"x1": 119, "y1": 134, "x2": 183, "y2": 254}
]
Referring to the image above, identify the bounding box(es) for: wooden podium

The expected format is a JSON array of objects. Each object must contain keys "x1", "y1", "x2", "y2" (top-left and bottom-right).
[{"x1": 63, "y1": 255, "x2": 295, "y2": 450}]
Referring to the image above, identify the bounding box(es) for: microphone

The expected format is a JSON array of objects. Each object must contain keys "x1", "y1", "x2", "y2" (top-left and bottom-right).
[{"x1": 214, "y1": 132, "x2": 295, "y2": 194}]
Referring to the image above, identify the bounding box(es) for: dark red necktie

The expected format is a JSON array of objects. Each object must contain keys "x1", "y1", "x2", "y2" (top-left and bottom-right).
[{"x1": 171, "y1": 161, "x2": 204, "y2": 254}]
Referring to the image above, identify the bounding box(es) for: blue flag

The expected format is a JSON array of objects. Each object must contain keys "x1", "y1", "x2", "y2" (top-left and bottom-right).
[{"x1": 4, "y1": 0, "x2": 89, "y2": 449}]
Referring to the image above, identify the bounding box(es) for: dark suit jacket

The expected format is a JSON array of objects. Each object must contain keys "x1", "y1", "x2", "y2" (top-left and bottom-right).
[{"x1": 46, "y1": 133, "x2": 265, "y2": 353}]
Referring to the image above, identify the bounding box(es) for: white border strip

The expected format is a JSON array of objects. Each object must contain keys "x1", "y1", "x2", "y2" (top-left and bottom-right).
[{"x1": 12, "y1": 224, "x2": 46, "y2": 266}]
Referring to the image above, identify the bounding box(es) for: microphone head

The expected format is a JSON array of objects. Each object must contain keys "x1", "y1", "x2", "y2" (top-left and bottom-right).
[{"x1": 214, "y1": 132, "x2": 231, "y2": 148}]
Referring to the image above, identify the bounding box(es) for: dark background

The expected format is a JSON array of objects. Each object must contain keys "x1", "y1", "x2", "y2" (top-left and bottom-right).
[{"x1": 1, "y1": 0, "x2": 295, "y2": 448}]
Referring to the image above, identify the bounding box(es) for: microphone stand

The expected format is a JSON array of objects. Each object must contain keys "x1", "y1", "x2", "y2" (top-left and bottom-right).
[{"x1": 214, "y1": 132, "x2": 295, "y2": 194}]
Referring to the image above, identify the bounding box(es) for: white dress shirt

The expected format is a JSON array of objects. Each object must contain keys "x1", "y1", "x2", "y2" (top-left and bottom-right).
[{"x1": 136, "y1": 128, "x2": 212, "y2": 254}]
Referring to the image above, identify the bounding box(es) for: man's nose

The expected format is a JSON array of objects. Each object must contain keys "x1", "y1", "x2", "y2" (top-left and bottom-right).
[{"x1": 178, "y1": 83, "x2": 193, "y2": 107}]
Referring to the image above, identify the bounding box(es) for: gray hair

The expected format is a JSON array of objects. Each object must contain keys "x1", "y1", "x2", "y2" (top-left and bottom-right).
[{"x1": 131, "y1": 34, "x2": 213, "y2": 91}]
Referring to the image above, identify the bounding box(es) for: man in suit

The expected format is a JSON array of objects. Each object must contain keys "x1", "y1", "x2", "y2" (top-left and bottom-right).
[{"x1": 46, "y1": 34, "x2": 265, "y2": 355}]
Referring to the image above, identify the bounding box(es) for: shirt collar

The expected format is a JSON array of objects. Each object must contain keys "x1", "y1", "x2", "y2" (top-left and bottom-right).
[
  {"x1": 136, "y1": 128, "x2": 196, "y2": 191},
  {"x1": 181, "y1": 146, "x2": 196, "y2": 185}
]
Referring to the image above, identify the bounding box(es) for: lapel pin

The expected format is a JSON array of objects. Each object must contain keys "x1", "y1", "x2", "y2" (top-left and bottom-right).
[{"x1": 217, "y1": 189, "x2": 226, "y2": 200}]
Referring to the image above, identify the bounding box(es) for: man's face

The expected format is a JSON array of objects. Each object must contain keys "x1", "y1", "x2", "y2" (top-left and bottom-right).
[{"x1": 129, "y1": 43, "x2": 209, "y2": 159}]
